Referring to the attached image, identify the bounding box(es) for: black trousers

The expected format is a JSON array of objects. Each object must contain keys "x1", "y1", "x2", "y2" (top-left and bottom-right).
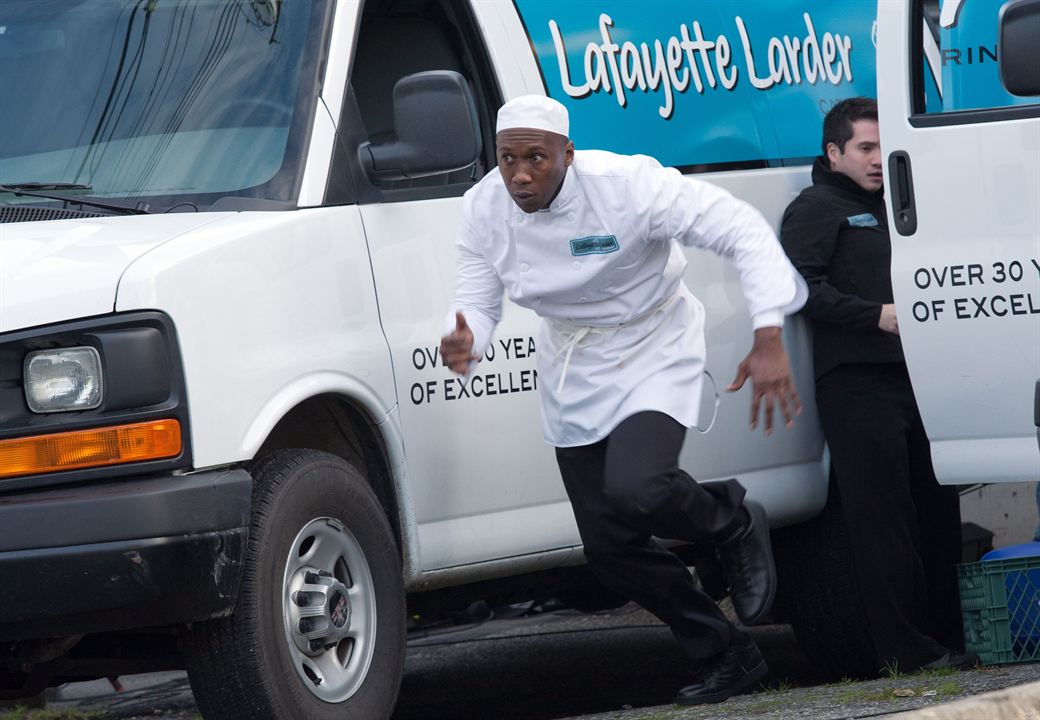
[
  {"x1": 555, "y1": 411, "x2": 748, "y2": 661},
  {"x1": 816, "y1": 363, "x2": 963, "y2": 671}
]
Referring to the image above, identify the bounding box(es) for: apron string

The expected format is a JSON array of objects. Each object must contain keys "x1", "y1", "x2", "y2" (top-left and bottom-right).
[
  {"x1": 550, "y1": 292, "x2": 680, "y2": 394},
  {"x1": 555, "y1": 326, "x2": 596, "y2": 394},
  {"x1": 692, "y1": 370, "x2": 720, "y2": 434}
]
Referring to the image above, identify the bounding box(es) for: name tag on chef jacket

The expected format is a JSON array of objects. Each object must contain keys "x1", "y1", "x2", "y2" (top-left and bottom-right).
[
  {"x1": 570, "y1": 235, "x2": 620, "y2": 256},
  {"x1": 846, "y1": 213, "x2": 879, "y2": 228}
]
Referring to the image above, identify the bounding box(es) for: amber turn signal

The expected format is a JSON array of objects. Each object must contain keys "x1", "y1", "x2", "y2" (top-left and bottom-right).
[{"x1": 0, "y1": 419, "x2": 182, "y2": 479}]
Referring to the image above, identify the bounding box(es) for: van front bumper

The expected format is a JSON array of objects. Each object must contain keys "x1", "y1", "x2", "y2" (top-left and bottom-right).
[{"x1": 0, "y1": 468, "x2": 251, "y2": 641}]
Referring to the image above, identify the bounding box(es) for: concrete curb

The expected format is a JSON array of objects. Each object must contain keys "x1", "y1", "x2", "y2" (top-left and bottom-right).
[{"x1": 892, "y1": 679, "x2": 1040, "y2": 719}]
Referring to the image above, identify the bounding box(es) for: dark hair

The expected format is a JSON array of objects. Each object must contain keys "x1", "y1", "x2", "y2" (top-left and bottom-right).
[{"x1": 822, "y1": 97, "x2": 878, "y2": 155}]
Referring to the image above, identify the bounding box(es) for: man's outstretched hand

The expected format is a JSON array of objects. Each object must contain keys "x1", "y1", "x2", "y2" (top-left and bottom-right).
[
  {"x1": 726, "y1": 327, "x2": 802, "y2": 435},
  {"x1": 440, "y1": 311, "x2": 481, "y2": 374}
]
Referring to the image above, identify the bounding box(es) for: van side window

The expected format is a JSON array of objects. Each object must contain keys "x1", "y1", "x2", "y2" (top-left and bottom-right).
[
  {"x1": 331, "y1": 0, "x2": 500, "y2": 204},
  {"x1": 915, "y1": 0, "x2": 1040, "y2": 117}
]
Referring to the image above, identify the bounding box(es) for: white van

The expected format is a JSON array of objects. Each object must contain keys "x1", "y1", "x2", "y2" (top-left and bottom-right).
[{"x1": 0, "y1": 0, "x2": 1034, "y2": 717}]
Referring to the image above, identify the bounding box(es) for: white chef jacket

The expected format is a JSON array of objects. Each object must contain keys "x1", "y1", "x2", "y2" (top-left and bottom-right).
[{"x1": 450, "y1": 150, "x2": 807, "y2": 447}]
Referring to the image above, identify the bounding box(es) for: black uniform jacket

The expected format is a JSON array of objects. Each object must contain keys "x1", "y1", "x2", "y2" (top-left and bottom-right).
[{"x1": 780, "y1": 157, "x2": 905, "y2": 380}]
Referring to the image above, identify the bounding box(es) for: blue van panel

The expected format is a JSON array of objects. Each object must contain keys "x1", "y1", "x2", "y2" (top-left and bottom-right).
[{"x1": 513, "y1": 0, "x2": 878, "y2": 167}]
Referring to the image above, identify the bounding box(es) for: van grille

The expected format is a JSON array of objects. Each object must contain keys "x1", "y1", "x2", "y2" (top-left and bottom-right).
[{"x1": 0, "y1": 206, "x2": 107, "y2": 224}]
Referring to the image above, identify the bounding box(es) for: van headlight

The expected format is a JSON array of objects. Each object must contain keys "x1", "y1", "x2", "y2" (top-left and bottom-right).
[{"x1": 24, "y1": 347, "x2": 103, "y2": 413}]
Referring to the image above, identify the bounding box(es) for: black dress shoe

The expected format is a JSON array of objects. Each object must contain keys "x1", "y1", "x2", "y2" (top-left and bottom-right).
[
  {"x1": 675, "y1": 637, "x2": 768, "y2": 706},
  {"x1": 921, "y1": 650, "x2": 980, "y2": 671},
  {"x1": 717, "y1": 500, "x2": 776, "y2": 625}
]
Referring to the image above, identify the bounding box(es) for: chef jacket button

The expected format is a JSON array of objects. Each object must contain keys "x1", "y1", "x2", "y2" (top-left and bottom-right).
[
  {"x1": 567, "y1": 212, "x2": 576, "y2": 221},
  {"x1": 572, "y1": 261, "x2": 581, "y2": 269},
  {"x1": 579, "y1": 296, "x2": 589, "y2": 302},
  {"x1": 520, "y1": 263, "x2": 530, "y2": 272}
]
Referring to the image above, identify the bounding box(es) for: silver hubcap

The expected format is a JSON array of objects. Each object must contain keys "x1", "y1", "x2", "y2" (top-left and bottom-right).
[{"x1": 282, "y1": 517, "x2": 377, "y2": 702}]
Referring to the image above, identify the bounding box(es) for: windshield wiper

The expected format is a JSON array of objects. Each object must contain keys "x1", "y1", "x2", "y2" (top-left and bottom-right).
[
  {"x1": 2, "y1": 182, "x2": 94, "y2": 191},
  {"x1": 0, "y1": 183, "x2": 152, "y2": 215}
]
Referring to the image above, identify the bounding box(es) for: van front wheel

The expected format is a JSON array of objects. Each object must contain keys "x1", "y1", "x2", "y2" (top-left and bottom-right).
[{"x1": 184, "y1": 450, "x2": 405, "y2": 720}]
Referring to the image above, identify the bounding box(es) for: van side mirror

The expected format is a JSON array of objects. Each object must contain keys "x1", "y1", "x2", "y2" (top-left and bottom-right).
[
  {"x1": 999, "y1": 0, "x2": 1040, "y2": 96},
  {"x1": 358, "y1": 70, "x2": 482, "y2": 183}
]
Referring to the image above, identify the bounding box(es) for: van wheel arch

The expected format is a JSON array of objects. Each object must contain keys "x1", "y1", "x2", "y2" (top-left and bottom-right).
[{"x1": 257, "y1": 394, "x2": 401, "y2": 550}]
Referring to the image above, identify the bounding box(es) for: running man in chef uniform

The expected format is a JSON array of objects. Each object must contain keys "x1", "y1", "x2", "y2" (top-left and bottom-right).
[{"x1": 440, "y1": 96, "x2": 807, "y2": 706}]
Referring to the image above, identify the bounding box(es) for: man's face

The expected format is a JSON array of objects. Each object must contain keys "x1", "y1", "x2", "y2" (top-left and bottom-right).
[
  {"x1": 496, "y1": 128, "x2": 574, "y2": 214},
  {"x1": 827, "y1": 119, "x2": 883, "y2": 192}
]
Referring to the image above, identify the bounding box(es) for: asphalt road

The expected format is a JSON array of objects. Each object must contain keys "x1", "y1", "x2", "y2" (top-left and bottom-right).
[
  {"x1": 48, "y1": 604, "x2": 1040, "y2": 720},
  {"x1": 395, "y1": 603, "x2": 814, "y2": 719}
]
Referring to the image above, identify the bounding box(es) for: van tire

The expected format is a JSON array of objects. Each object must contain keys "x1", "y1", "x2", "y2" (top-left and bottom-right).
[
  {"x1": 183, "y1": 450, "x2": 405, "y2": 720},
  {"x1": 773, "y1": 485, "x2": 877, "y2": 679}
]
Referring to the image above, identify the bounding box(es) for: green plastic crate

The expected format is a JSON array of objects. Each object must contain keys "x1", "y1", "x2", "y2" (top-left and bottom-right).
[{"x1": 959, "y1": 557, "x2": 1040, "y2": 665}]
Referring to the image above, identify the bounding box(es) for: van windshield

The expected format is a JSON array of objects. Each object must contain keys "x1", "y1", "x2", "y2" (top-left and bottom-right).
[{"x1": 0, "y1": 0, "x2": 328, "y2": 210}]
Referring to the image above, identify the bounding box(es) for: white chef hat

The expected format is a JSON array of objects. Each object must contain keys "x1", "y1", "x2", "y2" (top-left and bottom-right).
[{"x1": 496, "y1": 95, "x2": 569, "y2": 137}]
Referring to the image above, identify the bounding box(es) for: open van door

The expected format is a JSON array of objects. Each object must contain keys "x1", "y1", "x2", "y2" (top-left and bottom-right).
[{"x1": 877, "y1": 0, "x2": 1040, "y2": 484}]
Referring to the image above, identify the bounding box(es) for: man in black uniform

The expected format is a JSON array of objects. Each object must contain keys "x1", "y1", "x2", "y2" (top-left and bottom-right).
[{"x1": 780, "y1": 97, "x2": 969, "y2": 673}]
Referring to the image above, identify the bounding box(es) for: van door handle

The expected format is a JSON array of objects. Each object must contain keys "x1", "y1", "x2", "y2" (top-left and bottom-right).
[
  {"x1": 888, "y1": 151, "x2": 918, "y2": 236},
  {"x1": 1034, "y1": 379, "x2": 1039, "y2": 453}
]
